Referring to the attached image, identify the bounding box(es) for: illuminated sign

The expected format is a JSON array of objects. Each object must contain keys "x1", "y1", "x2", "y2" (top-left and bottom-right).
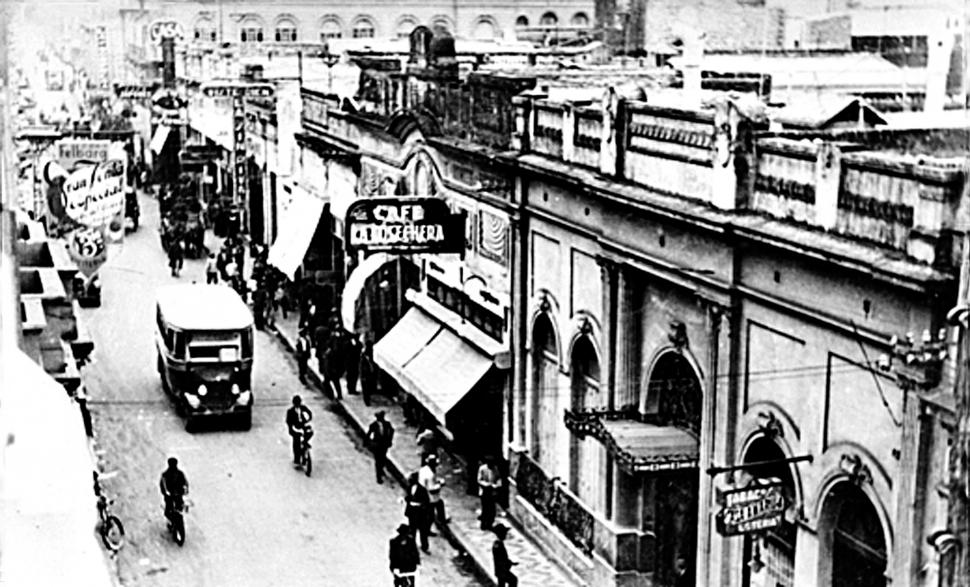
[
  {"x1": 345, "y1": 197, "x2": 465, "y2": 254},
  {"x1": 715, "y1": 483, "x2": 787, "y2": 536}
]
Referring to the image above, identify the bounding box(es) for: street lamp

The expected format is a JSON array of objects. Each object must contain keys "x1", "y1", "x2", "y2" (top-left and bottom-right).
[{"x1": 319, "y1": 47, "x2": 339, "y2": 92}]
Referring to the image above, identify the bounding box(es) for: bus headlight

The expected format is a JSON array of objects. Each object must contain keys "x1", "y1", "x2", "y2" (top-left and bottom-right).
[
  {"x1": 235, "y1": 390, "x2": 251, "y2": 406},
  {"x1": 185, "y1": 394, "x2": 201, "y2": 409},
  {"x1": 230, "y1": 383, "x2": 240, "y2": 395},
  {"x1": 197, "y1": 384, "x2": 208, "y2": 397}
]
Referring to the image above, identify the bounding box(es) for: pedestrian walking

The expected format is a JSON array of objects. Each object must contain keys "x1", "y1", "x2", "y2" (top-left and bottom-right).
[
  {"x1": 389, "y1": 523, "x2": 420, "y2": 587},
  {"x1": 360, "y1": 341, "x2": 377, "y2": 406},
  {"x1": 295, "y1": 330, "x2": 312, "y2": 382},
  {"x1": 477, "y1": 456, "x2": 502, "y2": 530},
  {"x1": 313, "y1": 321, "x2": 331, "y2": 373},
  {"x1": 344, "y1": 333, "x2": 362, "y2": 395},
  {"x1": 366, "y1": 410, "x2": 394, "y2": 484},
  {"x1": 403, "y1": 471, "x2": 432, "y2": 553},
  {"x1": 168, "y1": 238, "x2": 184, "y2": 277},
  {"x1": 323, "y1": 341, "x2": 343, "y2": 399},
  {"x1": 252, "y1": 287, "x2": 268, "y2": 330},
  {"x1": 419, "y1": 454, "x2": 448, "y2": 526},
  {"x1": 491, "y1": 524, "x2": 518, "y2": 587},
  {"x1": 205, "y1": 253, "x2": 219, "y2": 284}
]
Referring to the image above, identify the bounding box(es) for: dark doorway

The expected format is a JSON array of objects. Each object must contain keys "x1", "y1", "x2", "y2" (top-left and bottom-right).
[{"x1": 829, "y1": 483, "x2": 887, "y2": 587}]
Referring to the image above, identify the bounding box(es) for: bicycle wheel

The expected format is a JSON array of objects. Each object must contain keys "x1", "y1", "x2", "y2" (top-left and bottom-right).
[
  {"x1": 172, "y1": 516, "x2": 185, "y2": 546},
  {"x1": 304, "y1": 449, "x2": 312, "y2": 477},
  {"x1": 101, "y1": 515, "x2": 125, "y2": 551}
]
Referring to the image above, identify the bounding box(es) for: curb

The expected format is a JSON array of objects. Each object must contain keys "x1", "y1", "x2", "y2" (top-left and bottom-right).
[{"x1": 267, "y1": 324, "x2": 498, "y2": 586}]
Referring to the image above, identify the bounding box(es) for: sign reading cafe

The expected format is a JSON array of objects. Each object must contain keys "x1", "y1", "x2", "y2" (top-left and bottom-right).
[
  {"x1": 715, "y1": 482, "x2": 787, "y2": 536},
  {"x1": 345, "y1": 197, "x2": 465, "y2": 255}
]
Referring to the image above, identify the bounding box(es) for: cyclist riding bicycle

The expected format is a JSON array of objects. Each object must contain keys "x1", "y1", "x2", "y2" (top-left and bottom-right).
[
  {"x1": 285, "y1": 395, "x2": 313, "y2": 465},
  {"x1": 159, "y1": 457, "x2": 189, "y2": 521}
]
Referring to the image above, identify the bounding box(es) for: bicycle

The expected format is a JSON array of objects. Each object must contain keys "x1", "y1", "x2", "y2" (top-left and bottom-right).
[
  {"x1": 164, "y1": 497, "x2": 190, "y2": 546},
  {"x1": 93, "y1": 471, "x2": 125, "y2": 552},
  {"x1": 392, "y1": 570, "x2": 416, "y2": 587},
  {"x1": 296, "y1": 424, "x2": 313, "y2": 477}
]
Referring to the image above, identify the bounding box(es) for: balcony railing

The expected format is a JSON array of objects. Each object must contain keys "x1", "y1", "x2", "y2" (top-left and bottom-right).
[{"x1": 512, "y1": 450, "x2": 594, "y2": 556}]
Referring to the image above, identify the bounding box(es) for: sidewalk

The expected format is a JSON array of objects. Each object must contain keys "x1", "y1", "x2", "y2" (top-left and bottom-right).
[{"x1": 268, "y1": 312, "x2": 581, "y2": 587}]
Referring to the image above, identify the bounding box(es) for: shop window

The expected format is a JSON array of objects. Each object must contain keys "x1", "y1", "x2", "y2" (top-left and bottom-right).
[
  {"x1": 741, "y1": 437, "x2": 797, "y2": 587},
  {"x1": 569, "y1": 335, "x2": 599, "y2": 503},
  {"x1": 530, "y1": 313, "x2": 559, "y2": 467}
]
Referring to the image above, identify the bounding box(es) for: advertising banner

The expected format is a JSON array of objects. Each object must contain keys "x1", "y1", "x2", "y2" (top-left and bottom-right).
[
  {"x1": 715, "y1": 482, "x2": 787, "y2": 536},
  {"x1": 62, "y1": 160, "x2": 126, "y2": 227},
  {"x1": 66, "y1": 226, "x2": 109, "y2": 278}
]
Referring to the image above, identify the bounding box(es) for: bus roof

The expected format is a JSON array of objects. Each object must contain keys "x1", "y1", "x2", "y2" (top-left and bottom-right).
[{"x1": 156, "y1": 284, "x2": 253, "y2": 331}]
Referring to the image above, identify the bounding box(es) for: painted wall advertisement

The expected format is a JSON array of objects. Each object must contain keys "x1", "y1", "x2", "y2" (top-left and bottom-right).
[{"x1": 44, "y1": 139, "x2": 128, "y2": 277}]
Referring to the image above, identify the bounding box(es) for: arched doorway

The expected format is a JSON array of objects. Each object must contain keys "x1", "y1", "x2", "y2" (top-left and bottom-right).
[
  {"x1": 530, "y1": 313, "x2": 558, "y2": 471},
  {"x1": 741, "y1": 436, "x2": 797, "y2": 587},
  {"x1": 823, "y1": 482, "x2": 888, "y2": 587},
  {"x1": 569, "y1": 335, "x2": 599, "y2": 504},
  {"x1": 643, "y1": 351, "x2": 701, "y2": 586}
]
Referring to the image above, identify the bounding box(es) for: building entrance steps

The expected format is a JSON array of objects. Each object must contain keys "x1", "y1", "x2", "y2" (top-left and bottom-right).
[{"x1": 269, "y1": 312, "x2": 582, "y2": 587}]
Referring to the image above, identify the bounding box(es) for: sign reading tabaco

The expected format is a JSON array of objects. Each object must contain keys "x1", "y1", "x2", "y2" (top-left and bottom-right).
[
  {"x1": 715, "y1": 482, "x2": 787, "y2": 536},
  {"x1": 345, "y1": 197, "x2": 465, "y2": 254}
]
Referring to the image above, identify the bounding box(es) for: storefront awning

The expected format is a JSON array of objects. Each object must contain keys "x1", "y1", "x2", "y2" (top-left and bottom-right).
[
  {"x1": 266, "y1": 187, "x2": 325, "y2": 280},
  {"x1": 0, "y1": 351, "x2": 113, "y2": 586},
  {"x1": 340, "y1": 252, "x2": 391, "y2": 332},
  {"x1": 150, "y1": 124, "x2": 170, "y2": 154},
  {"x1": 374, "y1": 308, "x2": 496, "y2": 425},
  {"x1": 565, "y1": 409, "x2": 699, "y2": 474},
  {"x1": 373, "y1": 308, "x2": 440, "y2": 369},
  {"x1": 400, "y1": 328, "x2": 493, "y2": 424}
]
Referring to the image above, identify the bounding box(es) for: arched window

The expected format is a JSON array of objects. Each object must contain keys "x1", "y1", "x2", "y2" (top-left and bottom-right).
[
  {"x1": 473, "y1": 18, "x2": 497, "y2": 40},
  {"x1": 741, "y1": 438, "x2": 797, "y2": 587},
  {"x1": 193, "y1": 18, "x2": 216, "y2": 42},
  {"x1": 515, "y1": 15, "x2": 529, "y2": 28},
  {"x1": 641, "y1": 351, "x2": 702, "y2": 586},
  {"x1": 396, "y1": 17, "x2": 418, "y2": 39},
  {"x1": 529, "y1": 313, "x2": 558, "y2": 468},
  {"x1": 571, "y1": 12, "x2": 589, "y2": 27},
  {"x1": 540, "y1": 12, "x2": 558, "y2": 27},
  {"x1": 569, "y1": 334, "x2": 599, "y2": 501},
  {"x1": 352, "y1": 16, "x2": 376, "y2": 39},
  {"x1": 275, "y1": 18, "x2": 298, "y2": 42},
  {"x1": 823, "y1": 483, "x2": 887, "y2": 587},
  {"x1": 240, "y1": 18, "x2": 264, "y2": 43},
  {"x1": 430, "y1": 16, "x2": 452, "y2": 33},
  {"x1": 320, "y1": 18, "x2": 342, "y2": 41}
]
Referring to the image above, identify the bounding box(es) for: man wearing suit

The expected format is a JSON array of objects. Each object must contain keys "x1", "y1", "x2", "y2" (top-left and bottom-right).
[
  {"x1": 491, "y1": 523, "x2": 518, "y2": 587},
  {"x1": 367, "y1": 410, "x2": 394, "y2": 484}
]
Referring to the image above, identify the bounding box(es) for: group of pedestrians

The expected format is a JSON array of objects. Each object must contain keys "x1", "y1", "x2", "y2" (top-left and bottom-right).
[{"x1": 294, "y1": 309, "x2": 379, "y2": 405}]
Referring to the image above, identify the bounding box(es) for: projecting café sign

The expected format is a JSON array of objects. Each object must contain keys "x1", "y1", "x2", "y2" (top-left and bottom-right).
[
  {"x1": 345, "y1": 197, "x2": 465, "y2": 254},
  {"x1": 715, "y1": 482, "x2": 787, "y2": 536}
]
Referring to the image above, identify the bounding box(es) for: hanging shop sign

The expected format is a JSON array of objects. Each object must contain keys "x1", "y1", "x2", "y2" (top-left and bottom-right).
[
  {"x1": 61, "y1": 159, "x2": 126, "y2": 227},
  {"x1": 715, "y1": 482, "x2": 787, "y2": 536},
  {"x1": 151, "y1": 88, "x2": 187, "y2": 125},
  {"x1": 67, "y1": 226, "x2": 108, "y2": 277},
  {"x1": 57, "y1": 139, "x2": 110, "y2": 171},
  {"x1": 231, "y1": 94, "x2": 248, "y2": 209},
  {"x1": 201, "y1": 82, "x2": 275, "y2": 100},
  {"x1": 345, "y1": 197, "x2": 465, "y2": 254},
  {"x1": 114, "y1": 83, "x2": 158, "y2": 101}
]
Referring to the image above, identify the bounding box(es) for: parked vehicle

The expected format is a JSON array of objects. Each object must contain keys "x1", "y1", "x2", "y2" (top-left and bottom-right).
[{"x1": 155, "y1": 284, "x2": 255, "y2": 431}]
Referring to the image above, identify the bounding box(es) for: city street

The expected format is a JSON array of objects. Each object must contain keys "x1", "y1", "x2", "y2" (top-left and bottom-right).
[{"x1": 79, "y1": 192, "x2": 480, "y2": 587}]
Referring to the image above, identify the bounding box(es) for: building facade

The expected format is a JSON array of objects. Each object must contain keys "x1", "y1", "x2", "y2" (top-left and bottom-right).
[{"x1": 506, "y1": 86, "x2": 966, "y2": 587}]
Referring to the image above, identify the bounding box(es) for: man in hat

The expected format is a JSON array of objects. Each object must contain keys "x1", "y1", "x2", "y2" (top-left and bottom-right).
[
  {"x1": 404, "y1": 471, "x2": 432, "y2": 554},
  {"x1": 418, "y1": 454, "x2": 447, "y2": 527},
  {"x1": 389, "y1": 523, "x2": 420, "y2": 586},
  {"x1": 491, "y1": 523, "x2": 518, "y2": 587},
  {"x1": 367, "y1": 410, "x2": 395, "y2": 484}
]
